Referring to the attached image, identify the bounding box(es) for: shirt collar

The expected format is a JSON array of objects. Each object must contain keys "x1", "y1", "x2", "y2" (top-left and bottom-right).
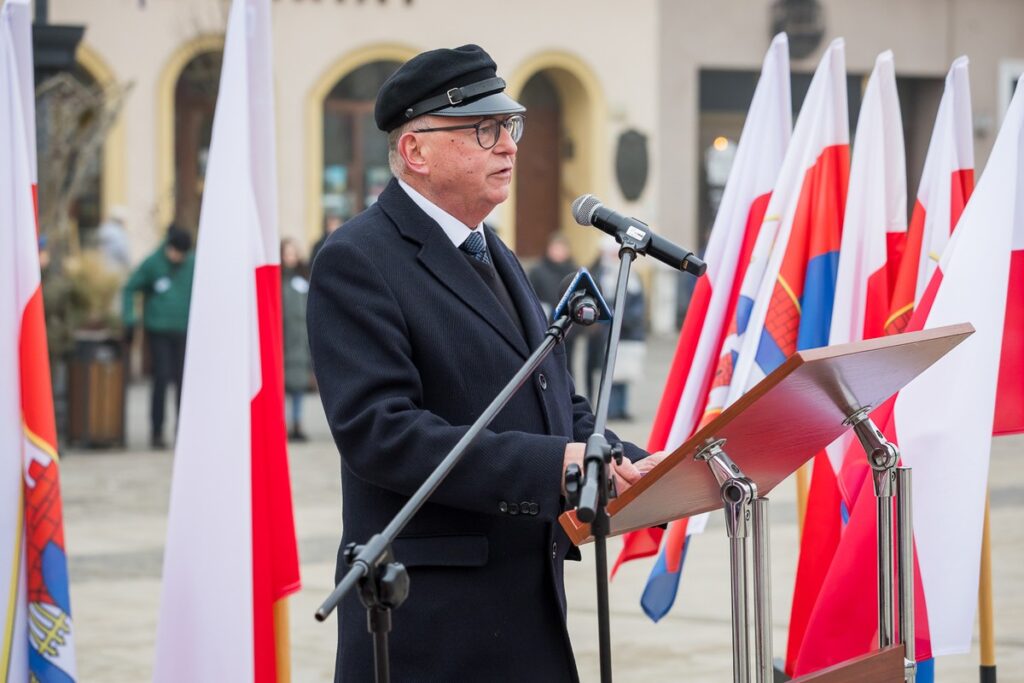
[{"x1": 398, "y1": 178, "x2": 483, "y2": 249}]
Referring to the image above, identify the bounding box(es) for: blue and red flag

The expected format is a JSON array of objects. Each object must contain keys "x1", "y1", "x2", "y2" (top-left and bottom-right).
[
  {"x1": 612, "y1": 34, "x2": 792, "y2": 620},
  {"x1": 786, "y1": 50, "x2": 905, "y2": 675},
  {"x1": 707, "y1": 35, "x2": 848, "y2": 658},
  {"x1": 635, "y1": 37, "x2": 849, "y2": 622}
]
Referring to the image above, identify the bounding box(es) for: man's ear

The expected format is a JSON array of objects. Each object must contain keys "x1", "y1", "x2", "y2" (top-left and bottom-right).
[{"x1": 399, "y1": 131, "x2": 429, "y2": 178}]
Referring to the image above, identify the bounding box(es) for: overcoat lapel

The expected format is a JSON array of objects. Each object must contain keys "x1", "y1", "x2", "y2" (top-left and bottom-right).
[
  {"x1": 486, "y1": 227, "x2": 548, "y2": 350},
  {"x1": 377, "y1": 180, "x2": 530, "y2": 358}
]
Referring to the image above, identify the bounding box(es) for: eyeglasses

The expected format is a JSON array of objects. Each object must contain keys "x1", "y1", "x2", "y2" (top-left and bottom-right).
[{"x1": 414, "y1": 114, "x2": 525, "y2": 150}]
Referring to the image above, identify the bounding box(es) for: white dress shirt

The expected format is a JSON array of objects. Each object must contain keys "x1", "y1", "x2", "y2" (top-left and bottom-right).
[{"x1": 398, "y1": 179, "x2": 489, "y2": 255}]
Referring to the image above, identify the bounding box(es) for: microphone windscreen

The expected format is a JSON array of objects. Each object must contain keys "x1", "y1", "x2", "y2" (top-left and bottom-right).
[
  {"x1": 571, "y1": 194, "x2": 601, "y2": 226},
  {"x1": 558, "y1": 273, "x2": 577, "y2": 294}
]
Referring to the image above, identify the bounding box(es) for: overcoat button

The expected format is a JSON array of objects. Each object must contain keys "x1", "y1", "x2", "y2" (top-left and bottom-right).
[
  {"x1": 498, "y1": 501, "x2": 508, "y2": 513},
  {"x1": 538, "y1": 373, "x2": 548, "y2": 390}
]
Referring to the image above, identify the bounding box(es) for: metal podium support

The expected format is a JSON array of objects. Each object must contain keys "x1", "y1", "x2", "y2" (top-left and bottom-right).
[
  {"x1": 845, "y1": 407, "x2": 898, "y2": 649},
  {"x1": 897, "y1": 467, "x2": 917, "y2": 683},
  {"x1": 845, "y1": 407, "x2": 917, "y2": 682},
  {"x1": 695, "y1": 438, "x2": 774, "y2": 683},
  {"x1": 556, "y1": 325, "x2": 973, "y2": 683},
  {"x1": 694, "y1": 415, "x2": 918, "y2": 683}
]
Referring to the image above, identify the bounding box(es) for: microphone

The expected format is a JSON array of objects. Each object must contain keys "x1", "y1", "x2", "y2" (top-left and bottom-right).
[
  {"x1": 571, "y1": 194, "x2": 707, "y2": 276},
  {"x1": 551, "y1": 268, "x2": 611, "y2": 326}
]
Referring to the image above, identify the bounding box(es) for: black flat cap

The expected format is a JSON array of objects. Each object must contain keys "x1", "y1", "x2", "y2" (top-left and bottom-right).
[{"x1": 375, "y1": 44, "x2": 525, "y2": 132}]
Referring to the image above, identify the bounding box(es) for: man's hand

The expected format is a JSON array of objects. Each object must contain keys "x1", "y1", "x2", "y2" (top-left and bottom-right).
[
  {"x1": 562, "y1": 442, "x2": 642, "y2": 496},
  {"x1": 635, "y1": 449, "x2": 670, "y2": 476}
]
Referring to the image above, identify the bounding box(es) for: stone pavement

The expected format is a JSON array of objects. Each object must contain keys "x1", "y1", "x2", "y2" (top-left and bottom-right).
[{"x1": 61, "y1": 333, "x2": 1023, "y2": 681}]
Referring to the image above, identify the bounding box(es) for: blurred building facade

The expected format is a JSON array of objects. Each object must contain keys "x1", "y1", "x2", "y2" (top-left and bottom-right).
[{"x1": 47, "y1": 0, "x2": 1024, "y2": 330}]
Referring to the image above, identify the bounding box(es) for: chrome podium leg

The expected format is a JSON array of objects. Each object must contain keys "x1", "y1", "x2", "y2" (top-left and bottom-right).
[
  {"x1": 696, "y1": 439, "x2": 758, "y2": 683},
  {"x1": 753, "y1": 497, "x2": 774, "y2": 683},
  {"x1": 875, "y1": 469, "x2": 895, "y2": 649},
  {"x1": 845, "y1": 409, "x2": 900, "y2": 650},
  {"x1": 897, "y1": 467, "x2": 917, "y2": 682}
]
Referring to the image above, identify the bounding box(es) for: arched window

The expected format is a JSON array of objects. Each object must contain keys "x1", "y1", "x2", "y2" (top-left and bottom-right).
[
  {"x1": 322, "y1": 60, "x2": 401, "y2": 223},
  {"x1": 174, "y1": 50, "x2": 222, "y2": 233}
]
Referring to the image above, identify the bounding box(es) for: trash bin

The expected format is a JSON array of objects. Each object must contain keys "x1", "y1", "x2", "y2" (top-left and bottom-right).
[{"x1": 68, "y1": 330, "x2": 126, "y2": 448}]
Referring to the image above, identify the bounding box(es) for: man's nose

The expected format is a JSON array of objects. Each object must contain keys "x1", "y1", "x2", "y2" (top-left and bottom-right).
[{"x1": 494, "y1": 124, "x2": 518, "y2": 154}]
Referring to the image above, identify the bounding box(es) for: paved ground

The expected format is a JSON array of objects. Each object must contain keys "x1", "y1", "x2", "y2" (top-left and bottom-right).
[{"x1": 61, "y1": 333, "x2": 1023, "y2": 681}]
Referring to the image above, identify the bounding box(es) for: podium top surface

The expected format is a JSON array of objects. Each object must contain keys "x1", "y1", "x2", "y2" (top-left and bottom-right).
[{"x1": 560, "y1": 324, "x2": 973, "y2": 545}]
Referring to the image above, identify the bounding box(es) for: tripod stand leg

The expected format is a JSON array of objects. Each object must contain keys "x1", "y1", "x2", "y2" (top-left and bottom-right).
[
  {"x1": 595, "y1": 530, "x2": 613, "y2": 683},
  {"x1": 369, "y1": 606, "x2": 391, "y2": 683}
]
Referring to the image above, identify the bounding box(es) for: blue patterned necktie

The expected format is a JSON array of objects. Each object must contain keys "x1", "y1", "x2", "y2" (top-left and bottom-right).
[{"x1": 460, "y1": 231, "x2": 491, "y2": 265}]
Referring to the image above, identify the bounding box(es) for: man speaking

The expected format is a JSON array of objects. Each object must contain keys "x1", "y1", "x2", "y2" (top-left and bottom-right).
[{"x1": 308, "y1": 45, "x2": 659, "y2": 681}]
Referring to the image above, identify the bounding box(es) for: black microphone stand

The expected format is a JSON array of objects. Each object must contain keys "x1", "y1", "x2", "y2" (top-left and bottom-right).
[
  {"x1": 315, "y1": 288, "x2": 600, "y2": 683},
  {"x1": 564, "y1": 239, "x2": 641, "y2": 683}
]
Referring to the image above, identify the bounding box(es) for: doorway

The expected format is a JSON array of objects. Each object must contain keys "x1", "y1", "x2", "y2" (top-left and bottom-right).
[{"x1": 514, "y1": 71, "x2": 562, "y2": 260}]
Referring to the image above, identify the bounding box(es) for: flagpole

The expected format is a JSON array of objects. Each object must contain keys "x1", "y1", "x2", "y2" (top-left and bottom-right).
[
  {"x1": 275, "y1": 598, "x2": 291, "y2": 683},
  {"x1": 978, "y1": 494, "x2": 996, "y2": 683},
  {"x1": 795, "y1": 462, "x2": 810, "y2": 537}
]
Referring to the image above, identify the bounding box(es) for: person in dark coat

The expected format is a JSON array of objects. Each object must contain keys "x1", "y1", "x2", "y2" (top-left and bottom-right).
[
  {"x1": 307, "y1": 45, "x2": 666, "y2": 682},
  {"x1": 528, "y1": 232, "x2": 579, "y2": 378},
  {"x1": 281, "y1": 238, "x2": 312, "y2": 441},
  {"x1": 587, "y1": 236, "x2": 647, "y2": 420}
]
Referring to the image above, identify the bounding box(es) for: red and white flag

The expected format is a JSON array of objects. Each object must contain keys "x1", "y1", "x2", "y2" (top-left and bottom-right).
[
  {"x1": 795, "y1": 72, "x2": 1024, "y2": 675},
  {"x1": 994, "y1": 88, "x2": 1024, "y2": 436},
  {"x1": 885, "y1": 57, "x2": 973, "y2": 337},
  {"x1": 153, "y1": 1, "x2": 300, "y2": 681},
  {"x1": 785, "y1": 50, "x2": 906, "y2": 674},
  {"x1": 895, "y1": 74, "x2": 1023, "y2": 654},
  {"x1": 613, "y1": 33, "x2": 791, "y2": 577},
  {"x1": 1, "y1": 0, "x2": 77, "y2": 680},
  {"x1": 836, "y1": 57, "x2": 975, "y2": 514}
]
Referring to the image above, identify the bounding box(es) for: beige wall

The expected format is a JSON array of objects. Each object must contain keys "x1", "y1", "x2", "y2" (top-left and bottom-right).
[
  {"x1": 47, "y1": 0, "x2": 1024, "y2": 327},
  {"x1": 657, "y1": 0, "x2": 1024, "y2": 254},
  {"x1": 49, "y1": 0, "x2": 658, "y2": 264}
]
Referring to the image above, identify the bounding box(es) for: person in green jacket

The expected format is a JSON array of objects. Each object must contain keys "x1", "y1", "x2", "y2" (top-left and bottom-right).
[{"x1": 122, "y1": 225, "x2": 195, "y2": 448}]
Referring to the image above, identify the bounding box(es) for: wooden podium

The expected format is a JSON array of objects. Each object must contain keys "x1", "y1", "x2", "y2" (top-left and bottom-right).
[{"x1": 560, "y1": 324, "x2": 973, "y2": 683}]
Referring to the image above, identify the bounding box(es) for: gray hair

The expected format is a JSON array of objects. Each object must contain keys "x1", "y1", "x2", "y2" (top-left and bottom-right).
[{"x1": 387, "y1": 119, "x2": 418, "y2": 177}]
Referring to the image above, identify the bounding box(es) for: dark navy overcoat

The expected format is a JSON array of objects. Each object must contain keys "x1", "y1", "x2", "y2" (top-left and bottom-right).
[{"x1": 308, "y1": 179, "x2": 644, "y2": 682}]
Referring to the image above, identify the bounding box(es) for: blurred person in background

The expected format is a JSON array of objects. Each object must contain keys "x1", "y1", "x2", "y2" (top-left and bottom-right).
[
  {"x1": 586, "y1": 235, "x2": 646, "y2": 421},
  {"x1": 281, "y1": 237, "x2": 312, "y2": 442},
  {"x1": 122, "y1": 225, "x2": 195, "y2": 449},
  {"x1": 310, "y1": 213, "x2": 343, "y2": 265},
  {"x1": 94, "y1": 204, "x2": 132, "y2": 274},
  {"x1": 528, "y1": 232, "x2": 579, "y2": 376}
]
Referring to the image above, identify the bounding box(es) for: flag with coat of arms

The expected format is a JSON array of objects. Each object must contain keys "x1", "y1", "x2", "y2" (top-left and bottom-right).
[{"x1": 1, "y1": 0, "x2": 77, "y2": 680}]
